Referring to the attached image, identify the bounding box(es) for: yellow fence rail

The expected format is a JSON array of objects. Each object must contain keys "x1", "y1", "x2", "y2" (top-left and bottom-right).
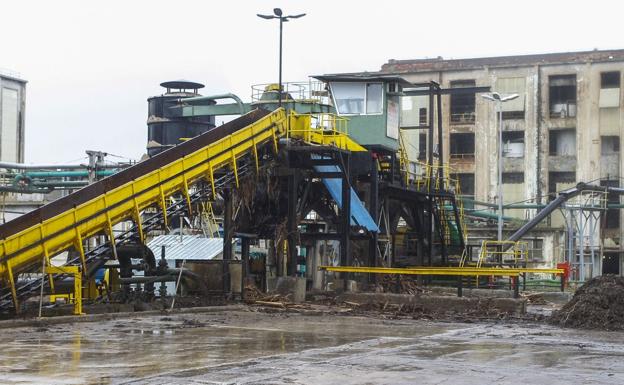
[
  {"x1": 287, "y1": 111, "x2": 366, "y2": 152},
  {"x1": 319, "y1": 265, "x2": 564, "y2": 277}
]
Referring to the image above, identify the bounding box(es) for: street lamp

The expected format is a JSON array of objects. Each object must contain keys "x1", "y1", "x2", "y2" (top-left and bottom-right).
[
  {"x1": 480, "y1": 92, "x2": 519, "y2": 242},
  {"x1": 257, "y1": 8, "x2": 306, "y2": 107}
]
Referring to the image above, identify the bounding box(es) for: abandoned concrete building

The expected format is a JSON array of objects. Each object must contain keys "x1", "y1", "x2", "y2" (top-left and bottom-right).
[{"x1": 384, "y1": 49, "x2": 624, "y2": 278}]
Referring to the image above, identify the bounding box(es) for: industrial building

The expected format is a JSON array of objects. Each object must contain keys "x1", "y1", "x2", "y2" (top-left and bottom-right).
[
  {"x1": 378, "y1": 49, "x2": 624, "y2": 278},
  {"x1": 0, "y1": 70, "x2": 26, "y2": 164},
  {"x1": 0, "y1": 71, "x2": 41, "y2": 223}
]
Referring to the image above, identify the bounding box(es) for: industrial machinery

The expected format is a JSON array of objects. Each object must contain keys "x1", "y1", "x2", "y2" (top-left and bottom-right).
[
  {"x1": 0, "y1": 74, "x2": 539, "y2": 314},
  {"x1": 147, "y1": 81, "x2": 216, "y2": 157}
]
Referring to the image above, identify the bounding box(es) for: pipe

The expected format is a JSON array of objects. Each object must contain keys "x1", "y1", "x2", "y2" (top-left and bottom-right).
[
  {"x1": 0, "y1": 161, "x2": 120, "y2": 170},
  {"x1": 119, "y1": 275, "x2": 177, "y2": 284},
  {"x1": 177, "y1": 93, "x2": 247, "y2": 113},
  {"x1": 466, "y1": 210, "x2": 526, "y2": 223},
  {"x1": 31, "y1": 181, "x2": 88, "y2": 188},
  {"x1": 21, "y1": 170, "x2": 117, "y2": 178}
]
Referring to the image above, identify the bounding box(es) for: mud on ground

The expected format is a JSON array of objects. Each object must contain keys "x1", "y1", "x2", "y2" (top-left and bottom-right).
[
  {"x1": 550, "y1": 275, "x2": 624, "y2": 330},
  {"x1": 1, "y1": 306, "x2": 624, "y2": 384}
]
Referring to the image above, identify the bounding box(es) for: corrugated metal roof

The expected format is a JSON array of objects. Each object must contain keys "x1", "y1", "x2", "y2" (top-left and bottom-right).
[{"x1": 147, "y1": 235, "x2": 224, "y2": 261}]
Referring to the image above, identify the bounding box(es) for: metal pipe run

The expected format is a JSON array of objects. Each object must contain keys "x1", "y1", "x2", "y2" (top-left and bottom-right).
[{"x1": 0, "y1": 162, "x2": 120, "y2": 170}]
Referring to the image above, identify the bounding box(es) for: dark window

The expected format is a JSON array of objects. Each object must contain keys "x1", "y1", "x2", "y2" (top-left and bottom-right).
[
  {"x1": 450, "y1": 80, "x2": 476, "y2": 124},
  {"x1": 419, "y1": 108, "x2": 427, "y2": 126},
  {"x1": 502, "y1": 131, "x2": 524, "y2": 158},
  {"x1": 601, "y1": 136, "x2": 620, "y2": 154},
  {"x1": 502, "y1": 172, "x2": 524, "y2": 184},
  {"x1": 449, "y1": 133, "x2": 475, "y2": 158},
  {"x1": 418, "y1": 133, "x2": 427, "y2": 160},
  {"x1": 548, "y1": 171, "x2": 576, "y2": 196},
  {"x1": 601, "y1": 72, "x2": 621, "y2": 89},
  {"x1": 502, "y1": 111, "x2": 525, "y2": 120},
  {"x1": 601, "y1": 179, "x2": 620, "y2": 229},
  {"x1": 549, "y1": 129, "x2": 576, "y2": 156},
  {"x1": 452, "y1": 173, "x2": 475, "y2": 209},
  {"x1": 549, "y1": 75, "x2": 576, "y2": 118}
]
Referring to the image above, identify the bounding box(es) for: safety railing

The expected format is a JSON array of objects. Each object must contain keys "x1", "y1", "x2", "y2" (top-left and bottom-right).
[
  {"x1": 475, "y1": 240, "x2": 529, "y2": 268},
  {"x1": 251, "y1": 80, "x2": 329, "y2": 104},
  {"x1": 397, "y1": 131, "x2": 428, "y2": 189},
  {"x1": 286, "y1": 111, "x2": 365, "y2": 152}
]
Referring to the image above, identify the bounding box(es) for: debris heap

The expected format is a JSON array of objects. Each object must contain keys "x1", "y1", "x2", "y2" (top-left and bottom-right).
[{"x1": 550, "y1": 275, "x2": 624, "y2": 330}]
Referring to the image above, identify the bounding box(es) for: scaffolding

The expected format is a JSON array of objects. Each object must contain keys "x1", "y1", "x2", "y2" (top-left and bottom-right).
[{"x1": 561, "y1": 190, "x2": 607, "y2": 282}]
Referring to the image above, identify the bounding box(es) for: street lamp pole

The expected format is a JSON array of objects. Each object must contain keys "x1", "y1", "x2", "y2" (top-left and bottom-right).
[
  {"x1": 257, "y1": 8, "x2": 306, "y2": 108},
  {"x1": 481, "y1": 92, "x2": 519, "y2": 242},
  {"x1": 278, "y1": 15, "x2": 283, "y2": 107},
  {"x1": 497, "y1": 100, "x2": 503, "y2": 242}
]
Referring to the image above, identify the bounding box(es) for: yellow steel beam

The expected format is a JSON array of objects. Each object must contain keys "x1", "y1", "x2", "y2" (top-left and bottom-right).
[
  {"x1": 320, "y1": 266, "x2": 520, "y2": 277},
  {"x1": 319, "y1": 266, "x2": 565, "y2": 276}
]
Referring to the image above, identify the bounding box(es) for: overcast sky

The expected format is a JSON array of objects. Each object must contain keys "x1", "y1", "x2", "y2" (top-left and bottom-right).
[{"x1": 1, "y1": 0, "x2": 621, "y2": 164}]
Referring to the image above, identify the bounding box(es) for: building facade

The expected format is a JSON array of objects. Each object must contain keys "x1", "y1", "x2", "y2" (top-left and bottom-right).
[
  {"x1": 381, "y1": 49, "x2": 624, "y2": 278},
  {"x1": 0, "y1": 70, "x2": 26, "y2": 163}
]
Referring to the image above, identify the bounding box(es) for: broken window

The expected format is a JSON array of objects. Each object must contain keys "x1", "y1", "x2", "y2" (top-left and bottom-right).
[
  {"x1": 549, "y1": 75, "x2": 576, "y2": 118},
  {"x1": 548, "y1": 171, "x2": 576, "y2": 226},
  {"x1": 450, "y1": 80, "x2": 476, "y2": 124},
  {"x1": 602, "y1": 72, "x2": 621, "y2": 88},
  {"x1": 548, "y1": 172, "x2": 576, "y2": 196},
  {"x1": 331, "y1": 82, "x2": 383, "y2": 115},
  {"x1": 496, "y1": 77, "x2": 526, "y2": 120},
  {"x1": 449, "y1": 132, "x2": 475, "y2": 158},
  {"x1": 528, "y1": 239, "x2": 544, "y2": 261},
  {"x1": 601, "y1": 136, "x2": 619, "y2": 182},
  {"x1": 502, "y1": 131, "x2": 524, "y2": 158},
  {"x1": 549, "y1": 129, "x2": 576, "y2": 156},
  {"x1": 452, "y1": 173, "x2": 475, "y2": 209},
  {"x1": 502, "y1": 172, "x2": 524, "y2": 184},
  {"x1": 601, "y1": 179, "x2": 620, "y2": 229},
  {"x1": 601, "y1": 136, "x2": 620, "y2": 154},
  {"x1": 600, "y1": 72, "x2": 621, "y2": 108}
]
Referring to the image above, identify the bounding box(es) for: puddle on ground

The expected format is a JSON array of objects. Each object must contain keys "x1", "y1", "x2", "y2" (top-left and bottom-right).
[{"x1": 0, "y1": 311, "x2": 623, "y2": 384}]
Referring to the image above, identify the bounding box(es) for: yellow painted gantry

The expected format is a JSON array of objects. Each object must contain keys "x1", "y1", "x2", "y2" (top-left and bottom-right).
[{"x1": 0, "y1": 108, "x2": 365, "y2": 310}]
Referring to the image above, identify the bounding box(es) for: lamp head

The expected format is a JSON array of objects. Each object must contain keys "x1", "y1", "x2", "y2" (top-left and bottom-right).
[{"x1": 501, "y1": 93, "x2": 520, "y2": 102}]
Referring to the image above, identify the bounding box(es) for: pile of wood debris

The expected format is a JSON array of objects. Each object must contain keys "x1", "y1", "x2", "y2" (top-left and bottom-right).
[{"x1": 244, "y1": 285, "x2": 311, "y2": 310}]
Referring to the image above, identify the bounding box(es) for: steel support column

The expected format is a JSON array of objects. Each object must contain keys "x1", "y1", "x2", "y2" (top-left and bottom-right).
[
  {"x1": 222, "y1": 188, "x2": 233, "y2": 298},
  {"x1": 427, "y1": 84, "x2": 435, "y2": 266},
  {"x1": 287, "y1": 172, "x2": 298, "y2": 276},
  {"x1": 241, "y1": 237, "x2": 250, "y2": 299},
  {"x1": 340, "y1": 153, "x2": 351, "y2": 287},
  {"x1": 368, "y1": 154, "x2": 379, "y2": 285}
]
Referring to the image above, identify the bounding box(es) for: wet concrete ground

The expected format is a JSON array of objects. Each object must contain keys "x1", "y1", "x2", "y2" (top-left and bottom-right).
[{"x1": 1, "y1": 308, "x2": 623, "y2": 384}]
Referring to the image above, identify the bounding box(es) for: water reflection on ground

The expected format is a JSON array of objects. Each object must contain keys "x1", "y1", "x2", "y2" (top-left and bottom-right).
[{"x1": 0, "y1": 310, "x2": 623, "y2": 384}]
